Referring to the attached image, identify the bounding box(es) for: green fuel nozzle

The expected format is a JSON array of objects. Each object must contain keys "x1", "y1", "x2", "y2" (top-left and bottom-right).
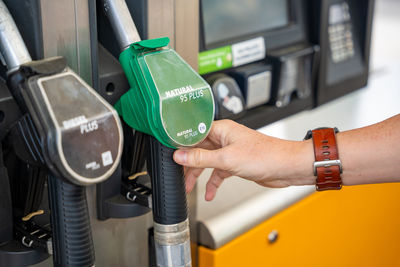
[
  {"x1": 102, "y1": 0, "x2": 215, "y2": 266},
  {"x1": 103, "y1": 0, "x2": 214, "y2": 149},
  {"x1": 116, "y1": 37, "x2": 215, "y2": 148}
]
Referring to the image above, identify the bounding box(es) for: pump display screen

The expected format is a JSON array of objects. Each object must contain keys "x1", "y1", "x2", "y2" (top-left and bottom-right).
[{"x1": 202, "y1": 0, "x2": 290, "y2": 46}]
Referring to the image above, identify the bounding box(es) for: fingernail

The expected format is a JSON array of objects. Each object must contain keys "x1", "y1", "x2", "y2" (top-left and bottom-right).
[{"x1": 174, "y1": 150, "x2": 187, "y2": 164}]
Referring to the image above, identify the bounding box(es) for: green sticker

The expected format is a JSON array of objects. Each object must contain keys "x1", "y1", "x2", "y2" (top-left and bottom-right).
[
  {"x1": 198, "y1": 45, "x2": 233, "y2": 75},
  {"x1": 144, "y1": 50, "x2": 214, "y2": 147}
]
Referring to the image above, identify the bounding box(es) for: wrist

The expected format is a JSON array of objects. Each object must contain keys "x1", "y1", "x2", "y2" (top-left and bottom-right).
[{"x1": 286, "y1": 139, "x2": 315, "y2": 186}]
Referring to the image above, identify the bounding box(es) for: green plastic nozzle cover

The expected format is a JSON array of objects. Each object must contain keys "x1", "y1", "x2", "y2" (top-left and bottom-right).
[{"x1": 115, "y1": 37, "x2": 215, "y2": 148}]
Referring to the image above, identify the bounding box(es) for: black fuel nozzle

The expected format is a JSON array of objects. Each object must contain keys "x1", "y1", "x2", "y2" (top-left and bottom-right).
[{"x1": 0, "y1": 1, "x2": 123, "y2": 266}]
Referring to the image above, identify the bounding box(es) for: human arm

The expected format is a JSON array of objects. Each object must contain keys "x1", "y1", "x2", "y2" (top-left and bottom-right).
[{"x1": 173, "y1": 114, "x2": 400, "y2": 201}]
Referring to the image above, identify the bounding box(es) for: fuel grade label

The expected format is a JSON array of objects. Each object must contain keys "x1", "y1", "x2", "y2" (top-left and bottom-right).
[{"x1": 144, "y1": 50, "x2": 215, "y2": 147}]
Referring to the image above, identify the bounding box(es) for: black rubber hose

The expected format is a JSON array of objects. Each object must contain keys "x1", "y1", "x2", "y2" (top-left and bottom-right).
[
  {"x1": 48, "y1": 176, "x2": 95, "y2": 267},
  {"x1": 0, "y1": 143, "x2": 13, "y2": 245},
  {"x1": 147, "y1": 136, "x2": 188, "y2": 225}
]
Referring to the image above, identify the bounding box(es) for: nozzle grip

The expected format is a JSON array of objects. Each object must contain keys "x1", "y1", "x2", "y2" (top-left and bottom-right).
[
  {"x1": 147, "y1": 136, "x2": 188, "y2": 225},
  {"x1": 48, "y1": 176, "x2": 95, "y2": 267}
]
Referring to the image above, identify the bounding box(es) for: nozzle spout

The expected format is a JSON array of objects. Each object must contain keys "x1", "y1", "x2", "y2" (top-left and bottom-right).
[
  {"x1": 102, "y1": 0, "x2": 142, "y2": 51},
  {"x1": 0, "y1": 0, "x2": 32, "y2": 72}
]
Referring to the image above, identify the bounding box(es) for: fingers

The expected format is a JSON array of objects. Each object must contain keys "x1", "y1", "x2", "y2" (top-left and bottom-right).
[
  {"x1": 195, "y1": 138, "x2": 220, "y2": 150},
  {"x1": 174, "y1": 120, "x2": 240, "y2": 169},
  {"x1": 174, "y1": 147, "x2": 226, "y2": 169},
  {"x1": 205, "y1": 169, "x2": 231, "y2": 201},
  {"x1": 207, "y1": 120, "x2": 236, "y2": 146},
  {"x1": 184, "y1": 167, "x2": 205, "y2": 193}
]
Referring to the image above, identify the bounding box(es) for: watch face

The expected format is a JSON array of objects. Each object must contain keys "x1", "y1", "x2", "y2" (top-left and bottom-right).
[
  {"x1": 304, "y1": 130, "x2": 313, "y2": 140},
  {"x1": 304, "y1": 127, "x2": 340, "y2": 140}
]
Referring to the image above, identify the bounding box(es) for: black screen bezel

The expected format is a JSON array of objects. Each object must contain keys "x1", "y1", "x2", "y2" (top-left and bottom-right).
[{"x1": 199, "y1": 0, "x2": 307, "y2": 52}]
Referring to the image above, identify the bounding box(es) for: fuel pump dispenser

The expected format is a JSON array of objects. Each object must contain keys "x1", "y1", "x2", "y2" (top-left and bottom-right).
[
  {"x1": 102, "y1": 0, "x2": 215, "y2": 266},
  {"x1": 0, "y1": 1, "x2": 123, "y2": 266}
]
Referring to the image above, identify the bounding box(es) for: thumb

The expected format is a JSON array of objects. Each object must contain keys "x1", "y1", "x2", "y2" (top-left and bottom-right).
[{"x1": 173, "y1": 148, "x2": 224, "y2": 169}]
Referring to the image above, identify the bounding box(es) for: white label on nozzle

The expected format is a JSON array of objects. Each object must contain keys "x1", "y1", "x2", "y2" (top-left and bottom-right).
[
  {"x1": 198, "y1": 123, "x2": 206, "y2": 134},
  {"x1": 85, "y1": 161, "x2": 100, "y2": 170},
  {"x1": 63, "y1": 115, "x2": 88, "y2": 129},
  {"x1": 101, "y1": 151, "x2": 113, "y2": 166}
]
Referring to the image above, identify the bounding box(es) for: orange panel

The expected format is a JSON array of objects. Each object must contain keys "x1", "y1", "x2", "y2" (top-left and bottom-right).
[{"x1": 199, "y1": 183, "x2": 400, "y2": 267}]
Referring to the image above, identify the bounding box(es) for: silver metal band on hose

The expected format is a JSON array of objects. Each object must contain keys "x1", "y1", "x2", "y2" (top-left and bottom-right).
[
  {"x1": 0, "y1": 0, "x2": 32, "y2": 72},
  {"x1": 154, "y1": 219, "x2": 192, "y2": 267},
  {"x1": 102, "y1": 0, "x2": 141, "y2": 51},
  {"x1": 154, "y1": 219, "x2": 190, "y2": 246}
]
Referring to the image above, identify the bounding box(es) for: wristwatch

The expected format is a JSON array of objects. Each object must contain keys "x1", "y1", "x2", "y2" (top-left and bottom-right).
[{"x1": 304, "y1": 127, "x2": 342, "y2": 191}]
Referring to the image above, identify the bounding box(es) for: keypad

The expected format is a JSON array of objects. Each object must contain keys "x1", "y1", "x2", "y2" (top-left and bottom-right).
[{"x1": 328, "y1": 2, "x2": 355, "y2": 63}]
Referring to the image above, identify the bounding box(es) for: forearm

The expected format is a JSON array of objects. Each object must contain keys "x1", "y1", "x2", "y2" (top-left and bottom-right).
[
  {"x1": 337, "y1": 114, "x2": 400, "y2": 185},
  {"x1": 291, "y1": 115, "x2": 400, "y2": 186}
]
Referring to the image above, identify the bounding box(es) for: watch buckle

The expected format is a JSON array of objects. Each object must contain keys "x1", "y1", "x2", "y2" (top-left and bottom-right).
[{"x1": 313, "y1": 159, "x2": 343, "y2": 176}]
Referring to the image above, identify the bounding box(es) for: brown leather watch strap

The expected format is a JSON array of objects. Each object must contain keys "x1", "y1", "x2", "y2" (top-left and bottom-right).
[{"x1": 311, "y1": 128, "x2": 342, "y2": 191}]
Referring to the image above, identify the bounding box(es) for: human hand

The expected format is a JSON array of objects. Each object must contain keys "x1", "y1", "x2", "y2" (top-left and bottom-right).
[{"x1": 173, "y1": 120, "x2": 315, "y2": 201}]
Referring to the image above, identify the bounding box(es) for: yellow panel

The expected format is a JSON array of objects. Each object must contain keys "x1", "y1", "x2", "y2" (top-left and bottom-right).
[{"x1": 199, "y1": 183, "x2": 400, "y2": 267}]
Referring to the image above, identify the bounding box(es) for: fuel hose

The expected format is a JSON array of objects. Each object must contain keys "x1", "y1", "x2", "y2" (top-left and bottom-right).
[
  {"x1": 48, "y1": 177, "x2": 95, "y2": 267},
  {"x1": 147, "y1": 136, "x2": 191, "y2": 267}
]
